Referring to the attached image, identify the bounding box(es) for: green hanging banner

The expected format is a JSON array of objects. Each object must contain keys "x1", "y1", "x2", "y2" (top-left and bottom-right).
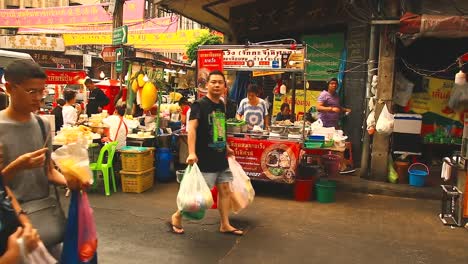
[{"x1": 303, "y1": 33, "x2": 344, "y2": 81}]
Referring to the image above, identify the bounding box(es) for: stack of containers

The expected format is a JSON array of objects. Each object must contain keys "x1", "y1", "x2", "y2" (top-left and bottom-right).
[{"x1": 119, "y1": 146, "x2": 155, "y2": 193}]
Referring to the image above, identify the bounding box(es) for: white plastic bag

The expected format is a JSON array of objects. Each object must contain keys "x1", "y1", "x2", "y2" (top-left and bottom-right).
[
  {"x1": 393, "y1": 71, "x2": 414, "y2": 107},
  {"x1": 366, "y1": 110, "x2": 376, "y2": 129},
  {"x1": 311, "y1": 119, "x2": 323, "y2": 131},
  {"x1": 176, "y1": 163, "x2": 214, "y2": 212},
  {"x1": 51, "y1": 143, "x2": 93, "y2": 184},
  {"x1": 228, "y1": 157, "x2": 255, "y2": 214},
  {"x1": 17, "y1": 238, "x2": 56, "y2": 264},
  {"x1": 376, "y1": 104, "x2": 394, "y2": 135}
]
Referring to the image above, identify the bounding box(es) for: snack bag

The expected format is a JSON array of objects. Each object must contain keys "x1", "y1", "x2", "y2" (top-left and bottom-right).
[{"x1": 52, "y1": 143, "x2": 92, "y2": 184}]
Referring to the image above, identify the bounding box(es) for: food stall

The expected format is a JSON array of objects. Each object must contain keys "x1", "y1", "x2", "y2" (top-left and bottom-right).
[
  {"x1": 197, "y1": 44, "x2": 309, "y2": 184},
  {"x1": 196, "y1": 44, "x2": 350, "y2": 186}
]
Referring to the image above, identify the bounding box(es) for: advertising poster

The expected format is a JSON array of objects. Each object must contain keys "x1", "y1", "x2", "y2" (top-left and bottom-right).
[
  {"x1": 44, "y1": 69, "x2": 87, "y2": 85},
  {"x1": 272, "y1": 90, "x2": 321, "y2": 117},
  {"x1": 222, "y1": 48, "x2": 304, "y2": 71},
  {"x1": 227, "y1": 138, "x2": 301, "y2": 184},
  {"x1": 409, "y1": 77, "x2": 465, "y2": 126},
  {"x1": 197, "y1": 49, "x2": 224, "y2": 97}
]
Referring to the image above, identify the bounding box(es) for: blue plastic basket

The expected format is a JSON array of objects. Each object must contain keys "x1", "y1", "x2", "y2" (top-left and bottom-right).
[{"x1": 408, "y1": 163, "x2": 429, "y2": 187}]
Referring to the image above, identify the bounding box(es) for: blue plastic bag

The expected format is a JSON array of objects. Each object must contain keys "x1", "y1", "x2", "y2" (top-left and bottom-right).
[{"x1": 61, "y1": 191, "x2": 98, "y2": 264}]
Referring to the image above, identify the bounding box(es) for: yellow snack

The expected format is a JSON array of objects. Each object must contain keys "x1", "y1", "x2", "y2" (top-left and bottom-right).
[{"x1": 57, "y1": 158, "x2": 91, "y2": 184}]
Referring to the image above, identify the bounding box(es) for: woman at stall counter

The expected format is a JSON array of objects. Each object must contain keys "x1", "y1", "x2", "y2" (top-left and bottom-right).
[
  {"x1": 236, "y1": 84, "x2": 269, "y2": 130},
  {"x1": 316, "y1": 78, "x2": 351, "y2": 128},
  {"x1": 62, "y1": 89, "x2": 82, "y2": 126},
  {"x1": 275, "y1": 103, "x2": 295, "y2": 122}
]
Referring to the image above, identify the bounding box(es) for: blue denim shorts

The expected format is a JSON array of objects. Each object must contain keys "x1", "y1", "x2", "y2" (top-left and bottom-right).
[{"x1": 202, "y1": 168, "x2": 233, "y2": 189}]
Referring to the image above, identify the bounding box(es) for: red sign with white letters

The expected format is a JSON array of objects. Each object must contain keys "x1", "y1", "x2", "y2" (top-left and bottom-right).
[{"x1": 44, "y1": 69, "x2": 86, "y2": 84}]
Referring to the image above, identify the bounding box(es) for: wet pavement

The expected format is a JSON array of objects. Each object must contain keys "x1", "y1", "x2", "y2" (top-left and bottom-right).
[{"x1": 64, "y1": 181, "x2": 468, "y2": 264}]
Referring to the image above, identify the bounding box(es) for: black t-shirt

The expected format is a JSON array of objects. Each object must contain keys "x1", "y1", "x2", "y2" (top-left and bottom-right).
[
  {"x1": 87, "y1": 88, "x2": 109, "y2": 116},
  {"x1": 189, "y1": 96, "x2": 228, "y2": 172},
  {"x1": 51, "y1": 106, "x2": 63, "y2": 131}
]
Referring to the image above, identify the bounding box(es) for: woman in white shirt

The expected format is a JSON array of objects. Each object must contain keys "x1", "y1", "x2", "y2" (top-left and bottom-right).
[
  {"x1": 102, "y1": 104, "x2": 128, "y2": 149},
  {"x1": 62, "y1": 89, "x2": 81, "y2": 127}
]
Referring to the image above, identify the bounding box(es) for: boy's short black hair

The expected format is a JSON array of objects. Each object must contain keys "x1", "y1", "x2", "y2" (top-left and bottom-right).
[
  {"x1": 4, "y1": 60, "x2": 46, "y2": 84},
  {"x1": 57, "y1": 99, "x2": 66, "y2": 106},
  {"x1": 247, "y1": 84, "x2": 259, "y2": 94},
  {"x1": 84, "y1": 78, "x2": 93, "y2": 85},
  {"x1": 63, "y1": 89, "x2": 77, "y2": 102},
  {"x1": 116, "y1": 104, "x2": 126, "y2": 116},
  {"x1": 208, "y1": 70, "x2": 226, "y2": 83}
]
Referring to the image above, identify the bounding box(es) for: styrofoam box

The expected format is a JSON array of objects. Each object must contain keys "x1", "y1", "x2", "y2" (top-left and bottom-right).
[{"x1": 394, "y1": 114, "x2": 422, "y2": 134}]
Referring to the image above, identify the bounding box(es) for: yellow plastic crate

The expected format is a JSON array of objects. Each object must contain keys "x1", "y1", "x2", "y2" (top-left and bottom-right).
[
  {"x1": 119, "y1": 147, "x2": 154, "y2": 172},
  {"x1": 120, "y1": 167, "x2": 154, "y2": 193}
]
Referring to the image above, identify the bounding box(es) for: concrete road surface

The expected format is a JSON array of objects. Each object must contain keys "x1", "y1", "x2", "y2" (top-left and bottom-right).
[{"x1": 67, "y1": 181, "x2": 468, "y2": 264}]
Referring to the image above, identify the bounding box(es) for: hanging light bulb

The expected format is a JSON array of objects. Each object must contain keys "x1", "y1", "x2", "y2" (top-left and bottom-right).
[
  {"x1": 143, "y1": 74, "x2": 149, "y2": 82},
  {"x1": 99, "y1": 71, "x2": 105, "y2": 79}
]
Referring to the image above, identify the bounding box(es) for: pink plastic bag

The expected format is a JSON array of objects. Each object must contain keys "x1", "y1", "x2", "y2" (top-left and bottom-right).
[{"x1": 77, "y1": 192, "x2": 98, "y2": 262}]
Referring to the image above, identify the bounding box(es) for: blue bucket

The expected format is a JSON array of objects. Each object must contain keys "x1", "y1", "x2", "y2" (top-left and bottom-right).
[{"x1": 408, "y1": 163, "x2": 429, "y2": 187}]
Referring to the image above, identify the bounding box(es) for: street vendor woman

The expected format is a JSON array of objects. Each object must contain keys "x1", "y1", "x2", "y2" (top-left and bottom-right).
[
  {"x1": 316, "y1": 78, "x2": 351, "y2": 128},
  {"x1": 236, "y1": 84, "x2": 269, "y2": 130}
]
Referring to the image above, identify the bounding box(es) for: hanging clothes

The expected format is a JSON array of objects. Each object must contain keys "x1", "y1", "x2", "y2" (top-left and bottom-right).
[{"x1": 229, "y1": 71, "x2": 251, "y2": 104}]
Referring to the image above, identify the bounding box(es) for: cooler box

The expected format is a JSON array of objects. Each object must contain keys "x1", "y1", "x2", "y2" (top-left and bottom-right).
[
  {"x1": 392, "y1": 114, "x2": 423, "y2": 154},
  {"x1": 394, "y1": 114, "x2": 422, "y2": 134}
]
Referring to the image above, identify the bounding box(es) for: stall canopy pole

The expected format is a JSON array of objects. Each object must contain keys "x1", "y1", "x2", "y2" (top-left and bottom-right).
[
  {"x1": 303, "y1": 43, "x2": 308, "y2": 140},
  {"x1": 359, "y1": 24, "x2": 378, "y2": 179}
]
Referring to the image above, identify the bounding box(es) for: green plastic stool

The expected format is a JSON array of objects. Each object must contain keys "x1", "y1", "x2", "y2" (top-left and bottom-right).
[{"x1": 90, "y1": 141, "x2": 118, "y2": 196}]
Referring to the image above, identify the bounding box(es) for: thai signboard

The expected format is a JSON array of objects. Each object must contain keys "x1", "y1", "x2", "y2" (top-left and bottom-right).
[
  {"x1": 0, "y1": 35, "x2": 64, "y2": 51},
  {"x1": 222, "y1": 47, "x2": 304, "y2": 71},
  {"x1": 0, "y1": 0, "x2": 144, "y2": 27},
  {"x1": 303, "y1": 33, "x2": 344, "y2": 81},
  {"x1": 44, "y1": 69, "x2": 87, "y2": 85},
  {"x1": 227, "y1": 138, "x2": 301, "y2": 184},
  {"x1": 62, "y1": 29, "x2": 207, "y2": 53},
  {"x1": 18, "y1": 16, "x2": 178, "y2": 34}
]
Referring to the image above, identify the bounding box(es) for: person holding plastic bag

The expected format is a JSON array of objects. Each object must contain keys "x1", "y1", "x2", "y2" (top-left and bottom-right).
[
  {"x1": 169, "y1": 70, "x2": 244, "y2": 236},
  {"x1": 0, "y1": 60, "x2": 88, "y2": 259}
]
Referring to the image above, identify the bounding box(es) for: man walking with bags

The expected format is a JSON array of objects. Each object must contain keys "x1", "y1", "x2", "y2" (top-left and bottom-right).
[
  {"x1": 170, "y1": 70, "x2": 243, "y2": 236},
  {"x1": 0, "y1": 60, "x2": 84, "y2": 256}
]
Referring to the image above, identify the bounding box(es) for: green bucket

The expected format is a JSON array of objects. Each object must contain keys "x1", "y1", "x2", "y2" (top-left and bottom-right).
[{"x1": 316, "y1": 180, "x2": 337, "y2": 203}]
